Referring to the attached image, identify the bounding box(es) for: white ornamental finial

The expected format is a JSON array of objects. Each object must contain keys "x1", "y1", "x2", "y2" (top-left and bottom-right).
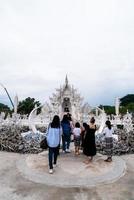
[
  {"x1": 14, "y1": 94, "x2": 19, "y2": 114},
  {"x1": 115, "y1": 97, "x2": 120, "y2": 116},
  {"x1": 65, "y1": 75, "x2": 68, "y2": 86}
]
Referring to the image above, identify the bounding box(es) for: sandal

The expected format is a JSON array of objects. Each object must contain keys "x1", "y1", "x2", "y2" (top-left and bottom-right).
[
  {"x1": 104, "y1": 158, "x2": 112, "y2": 162},
  {"x1": 84, "y1": 160, "x2": 90, "y2": 164}
]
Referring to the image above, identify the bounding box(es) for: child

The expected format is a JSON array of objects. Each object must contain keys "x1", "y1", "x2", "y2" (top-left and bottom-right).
[{"x1": 73, "y1": 122, "x2": 81, "y2": 155}]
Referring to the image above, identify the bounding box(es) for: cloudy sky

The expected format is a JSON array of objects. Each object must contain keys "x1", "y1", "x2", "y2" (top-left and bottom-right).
[{"x1": 0, "y1": 0, "x2": 134, "y2": 107}]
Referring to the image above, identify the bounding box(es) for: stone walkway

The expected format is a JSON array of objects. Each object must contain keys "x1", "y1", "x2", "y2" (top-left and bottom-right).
[
  {"x1": 17, "y1": 151, "x2": 126, "y2": 187},
  {"x1": 0, "y1": 151, "x2": 134, "y2": 200}
]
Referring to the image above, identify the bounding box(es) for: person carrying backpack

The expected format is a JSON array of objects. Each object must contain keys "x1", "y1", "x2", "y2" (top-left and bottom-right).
[{"x1": 61, "y1": 114, "x2": 71, "y2": 153}]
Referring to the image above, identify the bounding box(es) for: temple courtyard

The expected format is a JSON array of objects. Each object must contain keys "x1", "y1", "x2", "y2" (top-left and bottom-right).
[{"x1": 0, "y1": 150, "x2": 134, "y2": 200}]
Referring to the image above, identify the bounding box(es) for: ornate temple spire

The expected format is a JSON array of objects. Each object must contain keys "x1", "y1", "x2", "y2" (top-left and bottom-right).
[{"x1": 65, "y1": 75, "x2": 68, "y2": 87}]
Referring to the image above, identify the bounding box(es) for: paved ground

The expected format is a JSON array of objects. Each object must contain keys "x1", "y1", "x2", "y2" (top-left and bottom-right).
[
  {"x1": 17, "y1": 152, "x2": 126, "y2": 187},
  {"x1": 0, "y1": 151, "x2": 134, "y2": 200}
]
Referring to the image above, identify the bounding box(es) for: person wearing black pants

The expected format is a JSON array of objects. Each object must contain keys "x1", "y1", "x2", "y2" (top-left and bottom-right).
[{"x1": 48, "y1": 147, "x2": 59, "y2": 170}]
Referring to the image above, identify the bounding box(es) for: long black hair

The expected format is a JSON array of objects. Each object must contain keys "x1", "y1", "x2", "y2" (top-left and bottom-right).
[
  {"x1": 83, "y1": 122, "x2": 88, "y2": 130},
  {"x1": 105, "y1": 120, "x2": 111, "y2": 130},
  {"x1": 61, "y1": 114, "x2": 69, "y2": 124},
  {"x1": 90, "y1": 117, "x2": 95, "y2": 124},
  {"x1": 67, "y1": 113, "x2": 72, "y2": 121},
  {"x1": 75, "y1": 122, "x2": 80, "y2": 128},
  {"x1": 51, "y1": 115, "x2": 60, "y2": 128}
]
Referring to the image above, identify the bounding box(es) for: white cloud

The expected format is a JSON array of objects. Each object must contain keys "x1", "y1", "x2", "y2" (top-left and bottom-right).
[{"x1": 0, "y1": 0, "x2": 134, "y2": 107}]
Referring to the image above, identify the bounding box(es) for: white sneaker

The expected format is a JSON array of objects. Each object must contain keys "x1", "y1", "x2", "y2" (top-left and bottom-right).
[
  {"x1": 53, "y1": 164, "x2": 57, "y2": 168},
  {"x1": 49, "y1": 169, "x2": 53, "y2": 174},
  {"x1": 66, "y1": 149, "x2": 71, "y2": 153}
]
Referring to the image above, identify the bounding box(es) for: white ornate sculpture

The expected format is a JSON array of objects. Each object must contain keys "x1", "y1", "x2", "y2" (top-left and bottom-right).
[
  {"x1": 49, "y1": 75, "x2": 84, "y2": 120},
  {"x1": 27, "y1": 76, "x2": 107, "y2": 130},
  {"x1": 14, "y1": 94, "x2": 19, "y2": 114},
  {"x1": 96, "y1": 107, "x2": 107, "y2": 134},
  {"x1": 123, "y1": 111, "x2": 133, "y2": 132},
  {"x1": 115, "y1": 97, "x2": 120, "y2": 116},
  {"x1": 28, "y1": 107, "x2": 38, "y2": 133},
  {"x1": 28, "y1": 102, "x2": 52, "y2": 133},
  {"x1": 20, "y1": 76, "x2": 113, "y2": 133}
]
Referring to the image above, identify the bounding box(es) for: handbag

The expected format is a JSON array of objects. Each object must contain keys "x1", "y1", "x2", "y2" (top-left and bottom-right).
[{"x1": 40, "y1": 137, "x2": 48, "y2": 149}]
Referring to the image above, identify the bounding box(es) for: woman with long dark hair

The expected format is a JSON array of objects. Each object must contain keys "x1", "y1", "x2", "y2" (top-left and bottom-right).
[
  {"x1": 83, "y1": 117, "x2": 97, "y2": 163},
  {"x1": 103, "y1": 120, "x2": 114, "y2": 162},
  {"x1": 81, "y1": 122, "x2": 88, "y2": 149},
  {"x1": 47, "y1": 115, "x2": 62, "y2": 174}
]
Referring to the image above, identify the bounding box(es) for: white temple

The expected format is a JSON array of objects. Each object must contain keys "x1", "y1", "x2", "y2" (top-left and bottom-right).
[
  {"x1": 48, "y1": 75, "x2": 91, "y2": 121},
  {"x1": 1, "y1": 76, "x2": 133, "y2": 135}
]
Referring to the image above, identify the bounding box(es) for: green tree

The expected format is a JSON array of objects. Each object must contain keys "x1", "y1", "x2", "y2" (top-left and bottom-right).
[
  {"x1": 99, "y1": 105, "x2": 115, "y2": 115},
  {"x1": 126, "y1": 103, "x2": 134, "y2": 113},
  {"x1": 120, "y1": 106, "x2": 127, "y2": 114},
  {"x1": 0, "y1": 103, "x2": 11, "y2": 117},
  {"x1": 104, "y1": 106, "x2": 115, "y2": 115},
  {"x1": 17, "y1": 97, "x2": 41, "y2": 115},
  {"x1": 120, "y1": 94, "x2": 134, "y2": 106},
  {"x1": 0, "y1": 103, "x2": 12, "y2": 118}
]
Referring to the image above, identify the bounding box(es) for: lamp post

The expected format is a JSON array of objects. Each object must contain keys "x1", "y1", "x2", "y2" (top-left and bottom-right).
[{"x1": 0, "y1": 83, "x2": 14, "y2": 109}]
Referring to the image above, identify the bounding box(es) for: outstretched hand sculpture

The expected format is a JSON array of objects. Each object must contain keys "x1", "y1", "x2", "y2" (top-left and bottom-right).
[{"x1": 96, "y1": 107, "x2": 107, "y2": 134}]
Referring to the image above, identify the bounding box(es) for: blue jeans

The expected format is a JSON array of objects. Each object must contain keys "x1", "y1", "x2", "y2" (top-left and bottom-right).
[
  {"x1": 48, "y1": 147, "x2": 59, "y2": 169},
  {"x1": 62, "y1": 135, "x2": 71, "y2": 151}
]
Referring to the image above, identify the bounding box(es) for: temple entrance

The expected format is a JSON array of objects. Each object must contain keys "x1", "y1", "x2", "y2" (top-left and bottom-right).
[{"x1": 62, "y1": 97, "x2": 71, "y2": 113}]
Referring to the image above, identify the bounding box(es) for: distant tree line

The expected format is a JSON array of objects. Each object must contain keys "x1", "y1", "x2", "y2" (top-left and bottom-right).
[
  {"x1": 0, "y1": 103, "x2": 11, "y2": 118},
  {"x1": 99, "y1": 94, "x2": 134, "y2": 115},
  {"x1": 17, "y1": 97, "x2": 41, "y2": 115},
  {"x1": 0, "y1": 94, "x2": 134, "y2": 116},
  {"x1": 0, "y1": 97, "x2": 41, "y2": 116}
]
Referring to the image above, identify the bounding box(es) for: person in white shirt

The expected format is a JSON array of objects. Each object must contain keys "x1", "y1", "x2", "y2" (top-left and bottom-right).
[
  {"x1": 73, "y1": 122, "x2": 81, "y2": 155},
  {"x1": 103, "y1": 120, "x2": 114, "y2": 162}
]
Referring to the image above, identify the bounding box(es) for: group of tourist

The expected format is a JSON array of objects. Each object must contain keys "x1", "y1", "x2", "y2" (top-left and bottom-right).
[{"x1": 46, "y1": 113, "x2": 114, "y2": 174}]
